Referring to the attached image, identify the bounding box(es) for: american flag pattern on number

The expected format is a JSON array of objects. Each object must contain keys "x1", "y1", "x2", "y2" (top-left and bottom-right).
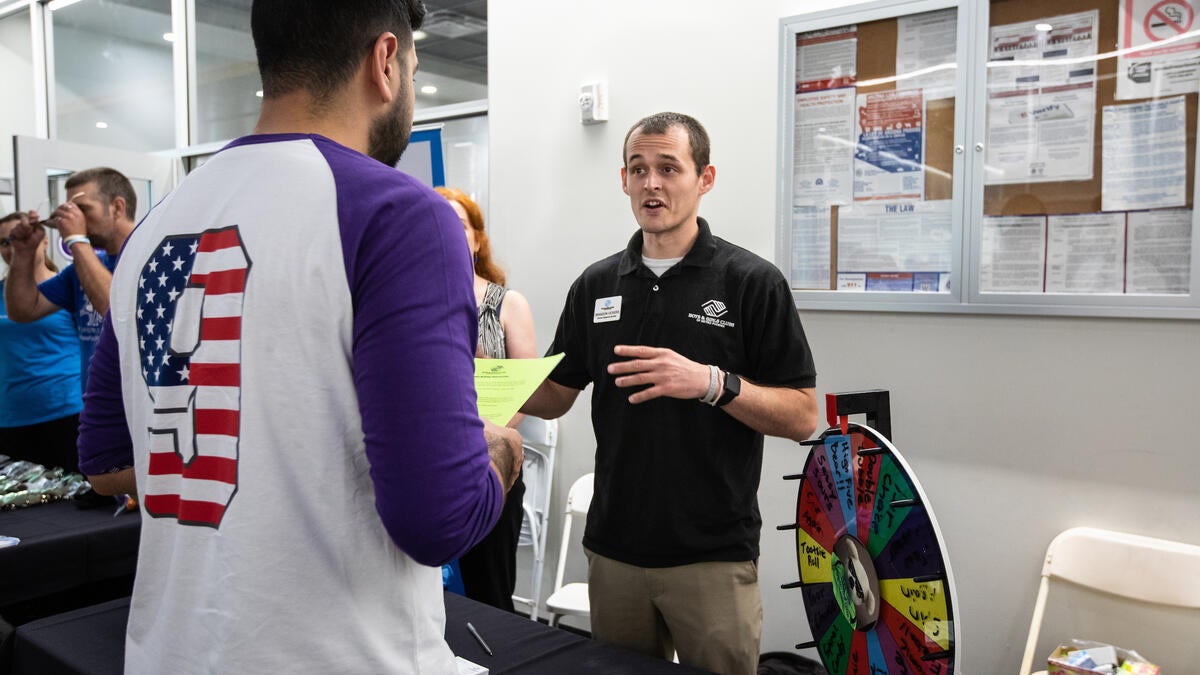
[{"x1": 136, "y1": 226, "x2": 251, "y2": 527}]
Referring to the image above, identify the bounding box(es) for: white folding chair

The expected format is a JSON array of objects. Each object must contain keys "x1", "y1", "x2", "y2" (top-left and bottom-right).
[
  {"x1": 511, "y1": 416, "x2": 557, "y2": 621},
  {"x1": 545, "y1": 472, "x2": 594, "y2": 628},
  {"x1": 1018, "y1": 527, "x2": 1200, "y2": 675}
]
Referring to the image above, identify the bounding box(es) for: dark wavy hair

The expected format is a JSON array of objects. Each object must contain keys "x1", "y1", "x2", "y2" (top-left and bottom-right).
[
  {"x1": 435, "y1": 187, "x2": 505, "y2": 287},
  {"x1": 252, "y1": 0, "x2": 426, "y2": 107}
]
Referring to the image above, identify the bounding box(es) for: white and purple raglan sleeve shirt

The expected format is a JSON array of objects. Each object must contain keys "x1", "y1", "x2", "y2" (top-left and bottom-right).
[{"x1": 78, "y1": 133, "x2": 499, "y2": 673}]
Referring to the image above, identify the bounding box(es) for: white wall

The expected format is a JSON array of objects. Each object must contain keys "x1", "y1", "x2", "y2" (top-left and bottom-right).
[{"x1": 490, "y1": 1, "x2": 1200, "y2": 672}]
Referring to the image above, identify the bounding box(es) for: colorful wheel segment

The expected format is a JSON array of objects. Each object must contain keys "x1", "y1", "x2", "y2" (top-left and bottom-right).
[{"x1": 793, "y1": 423, "x2": 956, "y2": 674}]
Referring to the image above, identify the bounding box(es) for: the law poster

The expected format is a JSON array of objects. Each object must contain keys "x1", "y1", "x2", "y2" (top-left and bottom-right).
[
  {"x1": 980, "y1": 215, "x2": 1047, "y2": 292},
  {"x1": 1102, "y1": 96, "x2": 1188, "y2": 212},
  {"x1": 853, "y1": 89, "x2": 925, "y2": 201},
  {"x1": 985, "y1": 11, "x2": 1098, "y2": 184},
  {"x1": 1117, "y1": 0, "x2": 1200, "y2": 100},
  {"x1": 836, "y1": 200, "x2": 952, "y2": 292},
  {"x1": 895, "y1": 8, "x2": 959, "y2": 100},
  {"x1": 1126, "y1": 208, "x2": 1193, "y2": 294},
  {"x1": 794, "y1": 88, "x2": 855, "y2": 206},
  {"x1": 1045, "y1": 212, "x2": 1127, "y2": 293}
]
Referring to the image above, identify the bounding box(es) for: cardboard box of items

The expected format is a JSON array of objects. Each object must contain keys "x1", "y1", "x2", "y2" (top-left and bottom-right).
[{"x1": 1047, "y1": 643, "x2": 1160, "y2": 675}]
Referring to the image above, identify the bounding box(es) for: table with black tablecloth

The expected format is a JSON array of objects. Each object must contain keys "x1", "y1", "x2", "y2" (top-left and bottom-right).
[
  {"x1": 13, "y1": 591, "x2": 712, "y2": 674},
  {"x1": 444, "y1": 590, "x2": 710, "y2": 673},
  {"x1": 0, "y1": 500, "x2": 140, "y2": 623}
]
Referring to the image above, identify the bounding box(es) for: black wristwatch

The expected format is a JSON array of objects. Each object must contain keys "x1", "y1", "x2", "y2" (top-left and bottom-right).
[{"x1": 716, "y1": 372, "x2": 741, "y2": 407}]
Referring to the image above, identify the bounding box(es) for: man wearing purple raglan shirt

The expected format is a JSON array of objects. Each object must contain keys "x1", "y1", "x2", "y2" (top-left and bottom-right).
[{"x1": 75, "y1": 1, "x2": 521, "y2": 672}]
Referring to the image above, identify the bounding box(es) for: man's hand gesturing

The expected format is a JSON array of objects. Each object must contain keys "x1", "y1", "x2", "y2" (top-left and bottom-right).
[{"x1": 607, "y1": 344, "x2": 709, "y2": 404}]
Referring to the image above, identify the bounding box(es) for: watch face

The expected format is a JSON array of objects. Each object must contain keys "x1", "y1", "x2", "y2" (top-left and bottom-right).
[{"x1": 717, "y1": 373, "x2": 740, "y2": 406}]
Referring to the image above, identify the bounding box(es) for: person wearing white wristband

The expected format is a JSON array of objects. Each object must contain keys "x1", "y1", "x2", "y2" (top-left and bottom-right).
[
  {"x1": 523, "y1": 112, "x2": 818, "y2": 675},
  {"x1": 3, "y1": 167, "x2": 137, "y2": 391}
]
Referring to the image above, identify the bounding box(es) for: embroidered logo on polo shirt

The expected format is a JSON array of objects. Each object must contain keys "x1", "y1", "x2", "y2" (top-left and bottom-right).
[
  {"x1": 594, "y1": 295, "x2": 622, "y2": 323},
  {"x1": 701, "y1": 300, "x2": 727, "y2": 318},
  {"x1": 689, "y1": 299, "x2": 735, "y2": 329}
]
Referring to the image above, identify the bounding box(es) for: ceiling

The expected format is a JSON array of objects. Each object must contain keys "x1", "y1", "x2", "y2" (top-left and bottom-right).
[{"x1": 417, "y1": 0, "x2": 488, "y2": 86}]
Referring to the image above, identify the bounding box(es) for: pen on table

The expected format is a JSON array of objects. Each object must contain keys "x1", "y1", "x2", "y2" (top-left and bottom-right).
[{"x1": 466, "y1": 621, "x2": 493, "y2": 656}]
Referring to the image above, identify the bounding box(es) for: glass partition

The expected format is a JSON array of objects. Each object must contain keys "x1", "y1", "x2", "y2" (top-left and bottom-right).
[
  {"x1": 785, "y1": 4, "x2": 964, "y2": 298},
  {"x1": 780, "y1": 0, "x2": 1200, "y2": 318},
  {"x1": 979, "y1": 0, "x2": 1195, "y2": 298},
  {"x1": 194, "y1": 0, "x2": 260, "y2": 145},
  {"x1": 50, "y1": 0, "x2": 175, "y2": 151}
]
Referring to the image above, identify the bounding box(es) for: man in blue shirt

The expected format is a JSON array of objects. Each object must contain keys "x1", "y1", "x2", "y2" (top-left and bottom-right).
[{"x1": 4, "y1": 167, "x2": 137, "y2": 390}]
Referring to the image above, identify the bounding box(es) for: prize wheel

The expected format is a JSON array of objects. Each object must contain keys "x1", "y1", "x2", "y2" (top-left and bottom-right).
[{"x1": 791, "y1": 423, "x2": 958, "y2": 674}]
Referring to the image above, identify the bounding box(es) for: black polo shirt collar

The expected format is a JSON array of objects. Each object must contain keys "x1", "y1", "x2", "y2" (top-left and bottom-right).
[{"x1": 616, "y1": 217, "x2": 718, "y2": 277}]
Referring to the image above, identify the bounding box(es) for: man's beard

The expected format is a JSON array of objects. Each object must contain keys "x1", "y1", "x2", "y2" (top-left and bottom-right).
[
  {"x1": 86, "y1": 215, "x2": 110, "y2": 252},
  {"x1": 367, "y1": 93, "x2": 413, "y2": 167}
]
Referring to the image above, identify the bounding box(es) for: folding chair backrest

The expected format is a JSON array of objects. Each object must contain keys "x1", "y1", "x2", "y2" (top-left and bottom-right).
[
  {"x1": 1018, "y1": 527, "x2": 1200, "y2": 675},
  {"x1": 552, "y1": 473, "x2": 594, "y2": 594},
  {"x1": 515, "y1": 416, "x2": 557, "y2": 548},
  {"x1": 518, "y1": 415, "x2": 558, "y2": 454},
  {"x1": 512, "y1": 417, "x2": 557, "y2": 620},
  {"x1": 1044, "y1": 527, "x2": 1200, "y2": 608},
  {"x1": 517, "y1": 447, "x2": 549, "y2": 547},
  {"x1": 565, "y1": 472, "x2": 593, "y2": 518}
]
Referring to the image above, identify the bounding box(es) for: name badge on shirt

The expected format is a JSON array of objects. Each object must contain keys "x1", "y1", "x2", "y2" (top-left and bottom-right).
[{"x1": 593, "y1": 295, "x2": 622, "y2": 323}]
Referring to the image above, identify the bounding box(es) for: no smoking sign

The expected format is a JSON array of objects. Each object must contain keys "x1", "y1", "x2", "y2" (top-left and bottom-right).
[
  {"x1": 1119, "y1": 0, "x2": 1200, "y2": 98},
  {"x1": 1144, "y1": 0, "x2": 1194, "y2": 41}
]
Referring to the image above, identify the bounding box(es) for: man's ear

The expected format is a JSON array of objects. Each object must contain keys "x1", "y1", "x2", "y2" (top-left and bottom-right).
[
  {"x1": 369, "y1": 32, "x2": 400, "y2": 102},
  {"x1": 110, "y1": 195, "x2": 128, "y2": 220},
  {"x1": 620, "y1": 167, "x2": 629, "y2": 195},
  {"x1": 698, "y1": 164, "x2": 716, "y2": 196}
]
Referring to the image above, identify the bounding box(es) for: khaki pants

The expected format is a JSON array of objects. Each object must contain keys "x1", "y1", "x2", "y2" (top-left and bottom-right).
[{"x1": 585, "y1": 549, "x2": 762, "y2": 675}]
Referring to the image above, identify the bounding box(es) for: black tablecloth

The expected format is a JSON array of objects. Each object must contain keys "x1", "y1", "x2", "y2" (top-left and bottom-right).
[
  {"x1": 0, "y1": 500, "x2": 140, "y2": 607},
  {"x1": 444, "y1": 590, "x2": 710, "y2": 674},
  {"x1": 14, "y1": 592, "x2": 712, "y2": 674},
  {"x1": 10, "y1": 597, "x2": 127, "y2": 675}
]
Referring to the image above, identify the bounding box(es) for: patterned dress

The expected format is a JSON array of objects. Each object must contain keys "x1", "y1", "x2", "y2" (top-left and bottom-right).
[{"x1": 459, "y1": 280, "x2": 528, "y2": 612}]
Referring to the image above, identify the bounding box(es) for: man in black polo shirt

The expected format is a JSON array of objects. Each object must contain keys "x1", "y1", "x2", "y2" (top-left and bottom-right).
[{"x1": 524, "y1": 111, "x2": 818, "y2": 675}]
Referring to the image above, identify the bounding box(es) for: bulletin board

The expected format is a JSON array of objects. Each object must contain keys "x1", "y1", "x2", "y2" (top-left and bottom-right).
[{"x1": 779, "y1": 0, "x2": 1200, "y2": 319}]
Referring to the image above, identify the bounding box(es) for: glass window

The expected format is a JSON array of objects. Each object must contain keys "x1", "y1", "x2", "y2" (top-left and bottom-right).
[
  {"x1": 440, "y1": 114, "x2": 489, "y2": 214},
  {"x1": 194, "y1": 0, "x2": 259, "y2": 145},
  {"x1": 50, "y1": 0, "x2": 175, "y2": 152},
  {"x1": 0, "y1": 7, "x2": 37, "y2": 214},
  {"x1": 190, "y1": 0, "x2": 487, "y2": 143}
]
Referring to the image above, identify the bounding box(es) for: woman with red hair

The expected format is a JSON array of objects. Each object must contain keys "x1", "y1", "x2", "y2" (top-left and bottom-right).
[{"x1": 436, "y1": 187, "x2": 537, "y2": 612}]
